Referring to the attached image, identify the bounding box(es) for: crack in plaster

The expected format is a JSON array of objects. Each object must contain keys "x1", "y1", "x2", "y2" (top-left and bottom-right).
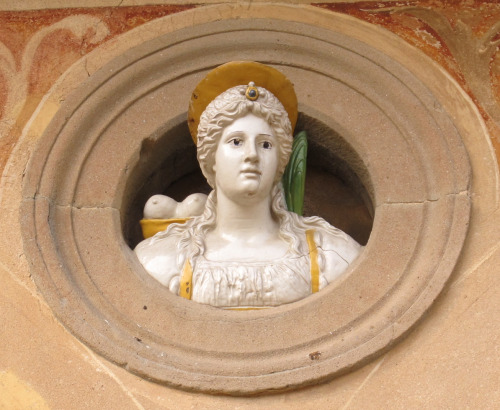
[
  {"x1": 29, "y1": 190, "x2": 470, "y2": 213},
  {"x1": 80, "y1": 344, "x2": 145, "y2": 410},
  {"x1": 341, "y1": 356, "x2": 386, "y2": 410},
  {"x1": 0, "y1": 259, "x2": 46, "y2": 309},
  {"x1": 61, "y1": 204, "x2": 118, "y2": 211},
  {"x1": 84, "y1": 58, "x2": 91, "y2": 77},
  {"x1": 28, "y1": 195, "x2": 118, "y2": 211},
  {"x1": 449, "y1": 240, "x2": 500, "y2": 289},
  {"x1": 431, "y1": 272, "x2": 499, "y2": 349},
  {"x1": 379, "y1": 190, "x2": 469, "y2": 207},
  {"x1": 455, "y1": 286, "x2": 492, "y2": 323},
  {"x1": 1, "y1": 255, "x2": 145, "y2": 408}
]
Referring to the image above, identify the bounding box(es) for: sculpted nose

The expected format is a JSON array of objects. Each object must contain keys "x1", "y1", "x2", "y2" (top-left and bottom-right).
[{"x1": 244, "y1": 140, "x2": 259, "y2": 162}]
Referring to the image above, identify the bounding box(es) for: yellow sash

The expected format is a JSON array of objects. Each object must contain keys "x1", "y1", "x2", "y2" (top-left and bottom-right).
[
  {"x1": 179, "y1": 230, "x2": 320, "y2": 300},
  {"x1": 305, "y1": 229, "x2": 320, "y2": 293},
  {"x1": 179, "y1": 259, "x2": 193, "y2": 300}
]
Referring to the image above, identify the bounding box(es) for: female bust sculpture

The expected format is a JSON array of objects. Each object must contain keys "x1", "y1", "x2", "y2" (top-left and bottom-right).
[{"x1": 135, "y1": 62, "x2": 362, "y2": 308}]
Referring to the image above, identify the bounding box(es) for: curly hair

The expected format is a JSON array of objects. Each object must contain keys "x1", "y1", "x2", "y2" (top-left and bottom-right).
[{"x1": 149, "y1": 84, "x2": 347, "y2": 272}]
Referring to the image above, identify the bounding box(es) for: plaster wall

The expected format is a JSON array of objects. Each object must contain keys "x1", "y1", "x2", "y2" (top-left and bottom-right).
[{"x1": 1, "y1": 1, "x2": 499, "y2": 408}]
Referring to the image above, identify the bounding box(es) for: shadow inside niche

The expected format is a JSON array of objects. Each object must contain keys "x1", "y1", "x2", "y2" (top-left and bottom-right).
[{"x1": 123, "y1": 113, "x2": 373, "y2": 248}]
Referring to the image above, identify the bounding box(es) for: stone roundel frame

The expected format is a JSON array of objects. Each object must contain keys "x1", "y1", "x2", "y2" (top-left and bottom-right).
[{"x1": 22, "y1": 9, "x2": 471, "y2": 395}]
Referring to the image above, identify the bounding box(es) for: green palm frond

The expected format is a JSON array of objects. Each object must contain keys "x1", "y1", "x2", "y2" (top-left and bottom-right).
[{"x1": 282, "y1": 131, "x2": 308, "y2": 215}]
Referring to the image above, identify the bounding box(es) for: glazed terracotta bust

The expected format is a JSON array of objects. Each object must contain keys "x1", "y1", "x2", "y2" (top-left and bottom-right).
[{"x1": 135, "y1": 62, "x2": 362, "y2": 308}]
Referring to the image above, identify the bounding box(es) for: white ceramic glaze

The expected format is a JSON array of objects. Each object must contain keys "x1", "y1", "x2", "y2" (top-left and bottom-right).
[
  {"x1": 144, "y1": 193, "x2": 208, "y2": 219},
  {"x1": 135, "y1": 84, "x2": 362, "y2": 307}
]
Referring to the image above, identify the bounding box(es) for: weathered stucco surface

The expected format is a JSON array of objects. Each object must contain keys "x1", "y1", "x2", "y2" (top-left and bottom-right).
[{"x1": 1, "y1": 1, "x2": 499, "y2": 408}]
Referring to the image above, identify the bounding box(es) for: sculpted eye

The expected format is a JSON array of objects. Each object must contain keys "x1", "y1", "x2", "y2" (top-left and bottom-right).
[
  {"x1": 262, "y1": 141, "x2": 272, "y2": 149},
  {"x1": 230, "y1": 138, "x2": 243, "y2": 147}
]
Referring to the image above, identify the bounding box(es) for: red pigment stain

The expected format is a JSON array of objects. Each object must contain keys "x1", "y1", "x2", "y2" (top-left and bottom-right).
[
  {"x1": 493, "y1": 70, "x2": 500, "y2": 107},
  {"x1": 314, "y1": 1, "x2": 500, "y2": 154},
  {"x1": 313, "y1": 1, "x2": 500, "y2": 82},
  {"x1": 0, "y1": 70, "x2": 6, "y2": 120},
  {"x1": 0, "y1": 4, "x2": 195, "y2": 175},
  {"x1": 313, "y1": 2, "x2": 460, "y2": 78},
  {"x1": 430, "y1": 1, "x2": 500, "y2": 37},
  {"x1": 0, "y1": 5, "x2": 195, "y2": 70},
  {"x1": 27, "y1": 29, "x2": 86, "y2": 96}
]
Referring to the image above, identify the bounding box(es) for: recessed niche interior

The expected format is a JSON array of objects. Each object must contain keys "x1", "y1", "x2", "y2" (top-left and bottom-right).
[{"x1": 123, "y1": 112, "x2": 374, "y2": 248}]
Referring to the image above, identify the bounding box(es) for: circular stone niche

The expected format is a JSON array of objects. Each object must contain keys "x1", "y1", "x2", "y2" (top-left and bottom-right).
[{"x1": 22, "y1": 17, "x2": 471, "y2": 395}]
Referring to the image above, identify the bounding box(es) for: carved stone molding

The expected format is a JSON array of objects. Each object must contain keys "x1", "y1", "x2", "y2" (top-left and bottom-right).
[{"x1": 22, "y1": 6, "x2": 471, "y2": 394}]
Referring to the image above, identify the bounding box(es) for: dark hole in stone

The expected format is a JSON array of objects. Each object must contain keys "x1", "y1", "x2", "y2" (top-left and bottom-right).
[{"x1": 123, "y1": 113, "x2": 373, "y2": 248}]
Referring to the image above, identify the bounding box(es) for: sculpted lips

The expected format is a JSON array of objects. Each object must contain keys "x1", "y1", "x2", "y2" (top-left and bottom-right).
[{"x1": 240, "y1": 167, "x2": 261, "y2": 177}]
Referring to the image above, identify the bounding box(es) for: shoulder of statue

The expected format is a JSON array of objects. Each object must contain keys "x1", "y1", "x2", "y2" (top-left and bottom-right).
[
  {"x1": 318, "y1": 228, "x2": 362, "y2": 264},
  {"x1": 312, "y1": 226, "x2": 363, "y2": 286},
  {"x1": 134, "y1": 234, "x2": 182, "y2": 289}
]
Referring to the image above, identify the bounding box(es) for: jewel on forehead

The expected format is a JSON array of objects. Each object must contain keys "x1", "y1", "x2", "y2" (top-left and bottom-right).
[{"x1": 245, "y1": 82, "x2": 259, "y2": 101}]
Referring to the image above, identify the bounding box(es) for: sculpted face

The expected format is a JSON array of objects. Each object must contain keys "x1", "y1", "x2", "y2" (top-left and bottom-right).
[
  {"x1": 214, "y1": 113, "x2": 279, "y2": 203},
  {"x1": 136, "y1": 72, "x2": 363, "y2": 310}
]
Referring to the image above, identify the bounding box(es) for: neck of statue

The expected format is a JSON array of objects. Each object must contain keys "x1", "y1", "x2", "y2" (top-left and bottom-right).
[{"x1": 213, "y1": 190, "x2": 279, "y2": 243}]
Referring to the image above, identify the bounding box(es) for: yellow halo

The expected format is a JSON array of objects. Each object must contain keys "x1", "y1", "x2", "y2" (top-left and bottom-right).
[{"x1": 188, "y1": 61, "x2": 298, "y2": 143}]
